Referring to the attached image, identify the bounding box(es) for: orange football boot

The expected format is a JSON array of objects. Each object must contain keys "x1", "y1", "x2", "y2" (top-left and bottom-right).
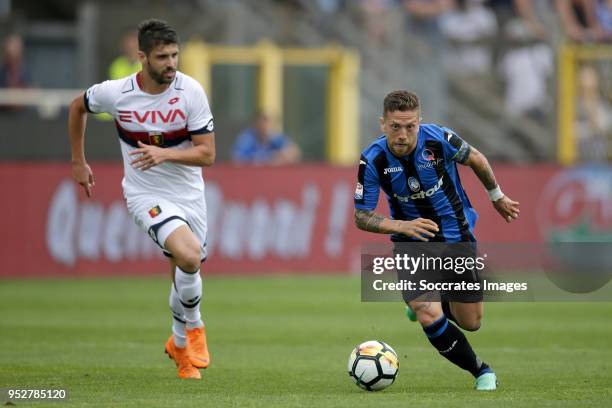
[
  {"x1": 186, "y1": 326, "x2": 210, "y2": 369},
  {"x1": 164, "y1": 335, "x2": 201, "y2": 379}
]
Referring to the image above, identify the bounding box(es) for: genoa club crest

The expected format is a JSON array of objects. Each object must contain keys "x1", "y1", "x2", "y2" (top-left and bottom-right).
[
  {"x1": 148, "y1": 132, "x2": 164, "y2": 146},
  {"x1": 148, "y1": 205, "x2": 162, "y2": 218}
]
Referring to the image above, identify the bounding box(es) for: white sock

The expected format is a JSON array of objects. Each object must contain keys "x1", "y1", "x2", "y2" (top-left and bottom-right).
[
  {"x1": 169, "y1": 284, "x2": 187, "y2": 348},
  {"x1": 174, "y1": 266, "x2": 204, "y2": 329}
]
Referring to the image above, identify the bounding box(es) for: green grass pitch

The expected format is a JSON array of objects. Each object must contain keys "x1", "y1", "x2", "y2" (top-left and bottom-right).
[{"x1": 1, "y1": 276, "x2": 611, "y2": 407}]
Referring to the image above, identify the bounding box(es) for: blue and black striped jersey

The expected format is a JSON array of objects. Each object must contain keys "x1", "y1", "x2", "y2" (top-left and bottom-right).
[{"x1": 354, "y1": 124, "x2": 478, "y2": 242}]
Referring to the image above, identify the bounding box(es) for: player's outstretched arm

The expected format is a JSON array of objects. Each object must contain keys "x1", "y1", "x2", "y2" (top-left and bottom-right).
[
  {"x1": 129, "y1": 133, "x2": 216, "y2": 170},
  {"x1": 354, "y1": 209, "x2": 438, "y2": 241},
  {"x1": 463, "y1": 147, "x2": 520, "y2": 223},
  {"x1": 68, "y1": 92, "x2": 95, "y2": 197}
]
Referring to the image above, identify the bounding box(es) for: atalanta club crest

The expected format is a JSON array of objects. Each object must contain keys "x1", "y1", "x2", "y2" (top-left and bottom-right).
[{"x1": 408, "y1": 177, "x2": 420, "y2": 192}]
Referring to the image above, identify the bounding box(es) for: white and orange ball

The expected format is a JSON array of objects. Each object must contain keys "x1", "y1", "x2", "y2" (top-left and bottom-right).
[{"x1": 347, "y1": 340, "x2": 399, "y2": 391}]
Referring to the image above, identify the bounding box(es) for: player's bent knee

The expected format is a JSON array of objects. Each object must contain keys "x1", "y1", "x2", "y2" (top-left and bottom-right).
[
  {"x1": 451, "y1": 303, "x2": 483, "y2": 331},
  {"x1": 170, "y1": 240, "x2": 202, "y2": 272},
  {"x1": 162, "y1": 225, "x2": 202, "y2": 272},
  {"x1": 461, "y1": 321, "x2": 481, "y2": 331},
  {"x1": 174, "y1": 249, "x2": 201, "y2": 273},
  {"x1": 457, "y1": 315, "x2": 482, "y2": 331},
  {"x1": 411, "y1": 302, "x2": 443, "y2": 327}
]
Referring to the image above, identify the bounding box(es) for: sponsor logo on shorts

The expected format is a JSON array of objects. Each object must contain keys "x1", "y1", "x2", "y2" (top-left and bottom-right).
[{"x1": 148, "y1": 205, "x2": 162, "y2": 218}]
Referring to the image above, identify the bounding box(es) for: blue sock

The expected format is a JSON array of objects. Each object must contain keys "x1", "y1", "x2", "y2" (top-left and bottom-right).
[{"x1": 423, "y1": 315, "x2": 487, "y2": 378}]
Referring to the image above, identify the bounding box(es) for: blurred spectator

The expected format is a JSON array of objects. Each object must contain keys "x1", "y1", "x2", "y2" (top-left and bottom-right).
[
  {"x1": 272, "y1": 0, "x2": 305, "y2": 44},
  {"x1": 315, "y1": 0, "x2": 351, "y2": 40},
  {"x1": 439, "y1": 0, "x2": 498, "y2": 75},
  {"x1": 486, "y1": 0, "x2": 552, "y2": 63},
  {"x1": 555, "y1": 0, "x2": 606, "y2": 42},
  {"x1": 511, "y1": 0, "x2": 550, "y2": 40},
  {"x1": 575, "y1": 65, "x2": 612, "y2": 160},
  {"x1": 594, "y1": 0, "x2": 612, "y2": 40},
  {"x1": 232, "y1": 112, "x2": 302, "y2": 165},
  {"x1": 317, "y1": 0, "x2": 344, "y2": 14},
  {"x1": 108, "y1": 30, "x2": 141, "y2": 80},
  {"x1": 402, "y1": 0, "x2": 456, "y2": 122},
  {"x1": 0, "y1": 34, "x2": 30, "y2": 88},
  {"x1": 404, "y1": 0, "x2": 455, "y2": 17},
  {"x1": 361, "y1": 0, "x2": 399, "y2": 45},
  {"x1": 98, "y1": 30, "x2": 141, "y2": 121},
  {"x1": 498, "y1": 19, "x2": 553, "y2": 120},
  {"x1": 486, "y1": 0, "x2": 545, "y2": 32}
]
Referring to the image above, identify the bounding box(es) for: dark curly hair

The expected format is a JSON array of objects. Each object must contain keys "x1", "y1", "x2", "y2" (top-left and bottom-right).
[{"x1": 137, "y1": 18, "x2": 178, "y2": 55}]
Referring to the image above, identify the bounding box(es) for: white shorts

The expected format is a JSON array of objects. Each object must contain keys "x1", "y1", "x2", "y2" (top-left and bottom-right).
[{"x1": 127, "y1": 194, "x2": 208, "y2": 262}]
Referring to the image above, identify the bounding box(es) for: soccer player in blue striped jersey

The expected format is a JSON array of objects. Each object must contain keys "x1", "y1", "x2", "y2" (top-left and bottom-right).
[{"x1": 354, "y1": 90, "x2": 520, "y2": 391}]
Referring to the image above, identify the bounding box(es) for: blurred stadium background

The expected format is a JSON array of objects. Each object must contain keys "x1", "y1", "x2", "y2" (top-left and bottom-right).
[{"x1": 1, "y1": 1, "x2": 611, "y2": 406}]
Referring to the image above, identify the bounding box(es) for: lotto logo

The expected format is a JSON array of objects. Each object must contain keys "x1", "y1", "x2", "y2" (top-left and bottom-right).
[{"x1": 205, "y1": 119, "x2": 214, "y2": 132}]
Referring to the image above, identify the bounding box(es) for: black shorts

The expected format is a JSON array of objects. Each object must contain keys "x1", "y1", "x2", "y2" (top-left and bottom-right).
[{"x1": 393, "y1": 242, "x2": 484, "y2": 304}]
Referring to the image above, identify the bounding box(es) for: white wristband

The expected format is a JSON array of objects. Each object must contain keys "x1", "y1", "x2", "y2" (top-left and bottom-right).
[{"x1": 487, "y1": 185, "x2": 504, "y2": 202}]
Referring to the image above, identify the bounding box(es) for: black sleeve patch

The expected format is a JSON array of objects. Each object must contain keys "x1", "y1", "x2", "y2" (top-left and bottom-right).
[
  {"x1": 454, "y1": 143, "x2": 471, "y2": 163},
  {"x1": 445, "y1": 131, "x2": 463, "y2": 150},
  {"x1": 445, "y1": 130, "x2": 471, "y2": 163}
]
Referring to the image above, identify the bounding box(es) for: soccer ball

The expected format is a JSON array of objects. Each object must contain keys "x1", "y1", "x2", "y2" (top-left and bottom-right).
[{"x1": 347, "y1": 340, "x2": 399, "y2": 391}]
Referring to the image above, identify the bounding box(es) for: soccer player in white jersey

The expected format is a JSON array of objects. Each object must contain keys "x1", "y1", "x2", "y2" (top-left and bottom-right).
[{"x1": 68, "y1": 19, "x2": 214, "y2": 380}]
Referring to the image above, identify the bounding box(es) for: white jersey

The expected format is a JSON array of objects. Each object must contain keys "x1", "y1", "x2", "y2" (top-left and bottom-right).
[{"x1": 84, "y1": 71, "x2": 214, "y2": 202}]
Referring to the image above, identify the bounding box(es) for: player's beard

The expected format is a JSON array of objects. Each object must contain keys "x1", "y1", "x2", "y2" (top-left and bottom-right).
[
  {"x1": 392, "y1": 144, "x2": 411, "y2": 156},
  {"x1": 146, "y1": 62, "x2": 175, "y2": 85}
]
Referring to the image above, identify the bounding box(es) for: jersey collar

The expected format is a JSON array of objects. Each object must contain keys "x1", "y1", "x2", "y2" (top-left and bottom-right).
[{"x1": 135, "y1": 71, "x2": 176, "y2": 95}]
